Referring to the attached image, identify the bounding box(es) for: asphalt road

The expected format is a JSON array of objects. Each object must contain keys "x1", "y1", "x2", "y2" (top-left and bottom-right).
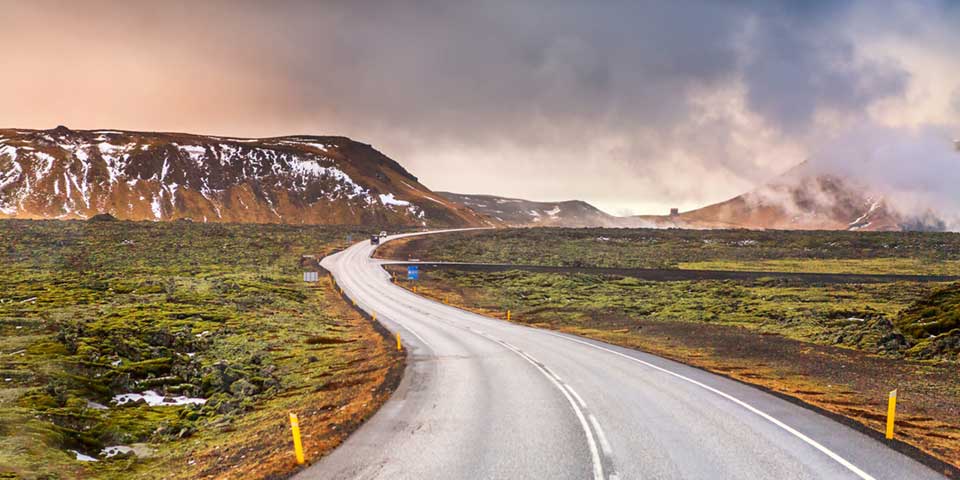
[{"x1": 295, "y1": 231, "x2": 946, "y2": 480}]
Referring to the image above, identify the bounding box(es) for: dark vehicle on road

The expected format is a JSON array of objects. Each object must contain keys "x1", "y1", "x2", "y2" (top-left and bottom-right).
[{"x1": 370, "y1": 235, "x2": 380, "y2": 245}]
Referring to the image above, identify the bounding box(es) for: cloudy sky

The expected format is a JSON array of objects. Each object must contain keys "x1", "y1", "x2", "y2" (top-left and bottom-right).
[{"x1": 1, "y1": 0, "x2": 958, "y2": 215}]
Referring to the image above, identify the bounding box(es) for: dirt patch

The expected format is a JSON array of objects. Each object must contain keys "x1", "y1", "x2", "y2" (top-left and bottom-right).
[{"x1": 304, "y1": 335, "x2": 354, "y2": 345}]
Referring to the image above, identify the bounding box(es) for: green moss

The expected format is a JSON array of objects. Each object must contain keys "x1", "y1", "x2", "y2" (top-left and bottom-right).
[
  {"x1": 422, "y1": 269, "x2": 946, "y2": 358},
  {"x1": 892, "y1": 284, "x2": 960, "y2": 360},
  {"x1": 0, "y1": 219, "x2": 377, "y2": 479},
  {"x1": 397, "y1": 228, "x2": 960, "y2": 274}
]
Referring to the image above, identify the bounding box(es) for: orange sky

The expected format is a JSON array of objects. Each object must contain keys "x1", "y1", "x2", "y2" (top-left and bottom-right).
[{"x1": 1, "y1": 1, "x2": 957, "y2": 215}]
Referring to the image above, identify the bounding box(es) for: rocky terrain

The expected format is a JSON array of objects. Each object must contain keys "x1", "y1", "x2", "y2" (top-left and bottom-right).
[{"x1": 0, "y1": 127, "x2": 492, "y2": 227}]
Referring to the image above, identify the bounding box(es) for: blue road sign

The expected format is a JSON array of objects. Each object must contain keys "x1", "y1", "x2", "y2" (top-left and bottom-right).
[{"x1": 407, "y1": 265, "x2": 419, "y2": 280}]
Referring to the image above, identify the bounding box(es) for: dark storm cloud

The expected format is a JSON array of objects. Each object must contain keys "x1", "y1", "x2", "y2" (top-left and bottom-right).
[
  {"x1": 741, "y1": 8, "x2": 909, "y2": 133},
  {"x1": 274, "y1": 1, "x2": 742, "y2": 136},
  {"x1": 241, "y1": 0, "x2": 914, "y2": 207},
  {"x1": 0, "y1": 0, "x2": 953, "y2": 214},
  {"x1": 273, "y1": 0, "x2": 902, "y2": 139}
]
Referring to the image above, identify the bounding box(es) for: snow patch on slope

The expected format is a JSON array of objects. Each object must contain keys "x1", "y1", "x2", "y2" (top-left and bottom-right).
[
  {"x1": 379, "y1": 193, "x2": 410, "y2": 206},
  {"x1": 150, "y1": 195, "x2": 162, "y2": 220},
  {"x1": 848, "y1": 198, "x2": 883, "y2": 230},
  {"x1": 71, "y1": 450, "x2": 98, "y2": 462},
  {"x1": 112, "y1": 390, "x2": 206, "y2": 406},
  {"x1": 0, "y1": 145, "x2": 18, "y2": 162},
  {"x1": 175, "y1": 144, "x2": 208, "y2": 165}
]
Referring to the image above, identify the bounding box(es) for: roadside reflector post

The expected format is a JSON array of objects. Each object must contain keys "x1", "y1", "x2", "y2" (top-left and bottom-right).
[
  {"x1": 507, "y1": 310, "x2": 511, "y2": 321},
  {"x1": 289, "y1": 413, "x2": 305, "y2": 465},
  {"x1": 886, "y1": 389, "x2": 898, "y2": 439},
  {"x1": 413, "y1": 286, "x2": 417, "y2": 293},
  {"x1": 396, "y1": 332, "x2": 403, "y2": 351}
]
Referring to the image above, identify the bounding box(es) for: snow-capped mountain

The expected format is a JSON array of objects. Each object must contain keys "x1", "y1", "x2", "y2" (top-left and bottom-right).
[{"x1": 0, "y1": 127, "x2": 492, "y2": 227}]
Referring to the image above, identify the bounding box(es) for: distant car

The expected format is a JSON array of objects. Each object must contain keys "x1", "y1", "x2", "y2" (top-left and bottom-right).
[
  {"x1": 370, "y1": 235, "x2": 380, "y2": 245},
  {"x1": 379, "y1": 231, "x2": 388, "y2": 238}
]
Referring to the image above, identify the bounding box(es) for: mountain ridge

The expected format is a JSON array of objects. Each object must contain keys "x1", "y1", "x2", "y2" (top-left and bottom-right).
[
  {"x1": 436, "y1": 192, "x2": 623, "y2": 227},
  {"x1": 441, "y1": 162, "x2": 940, "y2": 231},
  {"x1": 0, "y1": 127, "x2": 943, "y2": 231},
  {"x1": 631, "y1": 162, "x2": 908, "y2": 231},
  {"x1": 0, "y1": 127, "x2": 492, "y2": 227}
]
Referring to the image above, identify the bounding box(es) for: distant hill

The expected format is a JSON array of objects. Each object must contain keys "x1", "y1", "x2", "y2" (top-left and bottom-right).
[
  {"x1": 443, "y1": 162, "x2": 945, "y2": 231},
  {"x1": 630, "y1": 163, "x2": 936, "y2": 231},
  {"x1": 436, "y1": 192, "x2": 623, "y2": 227},
  {"x1": 0, "y1": 127, "x2": 492, "y2": 227}
]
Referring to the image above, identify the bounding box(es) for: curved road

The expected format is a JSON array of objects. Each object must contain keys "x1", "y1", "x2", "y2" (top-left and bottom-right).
[{"x1": 296, "y1": 231, "x2": 945, "y2": 480}]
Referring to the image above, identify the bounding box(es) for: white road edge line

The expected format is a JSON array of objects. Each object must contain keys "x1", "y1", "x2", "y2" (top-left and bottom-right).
[
  {"x1": 539, "y1": 330, "x2": 876, "y2": 480},
  {"x1": 495, "y1": 339, "x2": 605, "y2": 480}
]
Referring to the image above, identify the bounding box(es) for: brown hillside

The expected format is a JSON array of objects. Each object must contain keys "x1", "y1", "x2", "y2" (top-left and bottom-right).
[{"x1": 0, "y1": 127, "x2": 493, "y2": 227}]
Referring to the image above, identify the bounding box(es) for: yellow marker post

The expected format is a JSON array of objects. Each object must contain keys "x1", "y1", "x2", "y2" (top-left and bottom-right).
[
  {"x1": 507, "y1": 310, "x2": 511, "y2": 321},
  {"x1": 886, "y1": 389, "x2": 897, "y2": 439},
  {"x1": 413, "y1": 286, "x2": 417, "y2": 293},
  {"x1": 372, "y1": 313, "x2": 377, "y2": 321},
  {"x1": 289, "y1": 413, "x2": 305, "y2": 465},
  {"x1": 396, "y1": 332, "x2": 403, "y2": 351},
  {"x1": 352, "y1": 298, "x2": 357, "y2": 306}
]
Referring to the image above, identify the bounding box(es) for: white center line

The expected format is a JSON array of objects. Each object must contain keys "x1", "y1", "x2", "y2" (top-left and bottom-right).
[
  {"x1": 564, "y1": 384, "x2": 588, "y2": 409},
  {"x1": 539, "y1": 330, "x2": 877, "y2": 480},
  {"x1": 425, "y1": 313, "x2": 608, "y2": 480},
  {"x1": 588, "y1": 413, "x2": 614, "y2": 456},
  {"x1": 496, "y1": 339, "x2": 606, "y2": 480}
]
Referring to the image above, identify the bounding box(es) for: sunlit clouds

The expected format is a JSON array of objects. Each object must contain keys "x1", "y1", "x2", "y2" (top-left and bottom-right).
[{"x1": 0, "y1": 0, "x2": 957, "y2": 215}]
